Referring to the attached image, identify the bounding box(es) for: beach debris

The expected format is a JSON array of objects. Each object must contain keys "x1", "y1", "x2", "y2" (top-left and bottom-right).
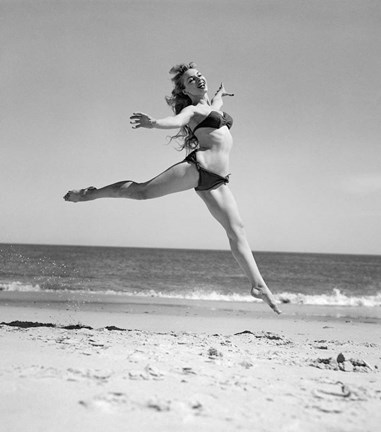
[
  {"x1": 1, "y1": 320, "x2": 98, "y2": 331},
  {"x1": 1, "y1": 320, "x2": 56, "y2": 329},
  {"x1": 310, "y1": 355, "x2": 374, "y2": 372},
  {"x1": 234, "y1": 330, "x2": 291, "y2": 345},
  {"x1": 349, "y1": 358, "x2": 373, "y2": 371},
  {"x1": 103, "y1": 325, "x2": 127, "y2": 331},
  {"x1": 233, "y1": 330, "x2": 292, "y2": 346},
  {"x1": 337, "y1": 353, "x2": 346, "y2": 371},
  {"x1": 234, "y1": 330, "x2": 255, "y2": 336},
  {"x1": 62, "y1": 324, "x2": 93, "y2": 330},
  {"x1": 314, "y1": 357, "x2": 333, "y2": 366},
  {"x1": 310, "y1": 341, "x2": 328, "y2": 349},
  {"x1": 258, "y1": 332, "x2": 284, "y2": 341},
  {"x1": 207, "y1": 347, "x2": 222, "y2": 358}
]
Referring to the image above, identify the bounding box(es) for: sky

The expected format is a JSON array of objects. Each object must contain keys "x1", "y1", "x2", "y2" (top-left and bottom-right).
[{"x1": 1, "y1": 0, "x2": 381, "y2": 255}]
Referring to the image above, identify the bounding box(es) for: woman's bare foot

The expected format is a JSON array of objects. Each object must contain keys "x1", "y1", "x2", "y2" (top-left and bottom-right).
[
  {"x1": 251, "y1": 285, "x2": 281, "y2": 315},
  {"x1": 64, "y1": 186, "x2": 98, "y2": 203}
]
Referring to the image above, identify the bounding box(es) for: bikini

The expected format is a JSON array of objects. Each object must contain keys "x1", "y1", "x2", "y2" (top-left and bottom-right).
[{"x1": 184, "y1": 111, "x2": 233, "y2": 191}]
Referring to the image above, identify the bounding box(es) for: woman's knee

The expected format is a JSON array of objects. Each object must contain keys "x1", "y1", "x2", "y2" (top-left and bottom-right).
[{"x1": 226, "y1": 220, "x2": 246, "y2": 242}]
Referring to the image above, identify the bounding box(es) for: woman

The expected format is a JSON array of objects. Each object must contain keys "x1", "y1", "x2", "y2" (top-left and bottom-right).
[{"x1": 64, "y1": 62, "x2": 281, "y2": 314}]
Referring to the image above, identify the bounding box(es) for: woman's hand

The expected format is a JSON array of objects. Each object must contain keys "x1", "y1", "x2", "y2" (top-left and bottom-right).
[
  {"x1": 214, "y1": 82, "x2": 234, "y2": 98},
  {"x1": 130, "y1": 112, "x2": 156, "y2": 129}
]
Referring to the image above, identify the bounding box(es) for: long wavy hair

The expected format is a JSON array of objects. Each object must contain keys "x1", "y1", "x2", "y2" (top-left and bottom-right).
[{"x1": 165, "y1": 62, "x2": 198, "y2": 152}]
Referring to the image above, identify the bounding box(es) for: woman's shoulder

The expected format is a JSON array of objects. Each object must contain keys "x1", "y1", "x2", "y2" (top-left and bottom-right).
[
  {"x1": 182, "y1": 105, "x2": 212, "y2": 118},
  {"x1": 179, "y1": 105, "x2": 198, "y2": 115}
]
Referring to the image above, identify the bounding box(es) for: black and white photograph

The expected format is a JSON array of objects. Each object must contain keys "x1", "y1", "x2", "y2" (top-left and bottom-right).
[{"x1": 1, "y1": 1, "x2": 380, "y2": 431}]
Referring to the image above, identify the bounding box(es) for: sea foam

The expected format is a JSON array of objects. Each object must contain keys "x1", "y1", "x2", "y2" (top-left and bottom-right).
[
  {"x1": 0, "y1": 281, "x2": 42, "y2": 292},
  {"x1": 1, "y1": 282, "x2": 380, "y2": 307}
]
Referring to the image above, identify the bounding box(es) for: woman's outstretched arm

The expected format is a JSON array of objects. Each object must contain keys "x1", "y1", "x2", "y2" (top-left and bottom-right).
[
  {"x1": 130, "y1": 105, "x2": 195, "y2": 130},
  {"x1": 211, "y1": 82, "x2": 234, "y2": 110}
]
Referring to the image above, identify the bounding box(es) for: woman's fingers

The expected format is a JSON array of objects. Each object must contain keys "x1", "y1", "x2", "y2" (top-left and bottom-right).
[
  {"x1": 129, "y1": 116, "x2": 140, "y2": 128},
  {"x1": 130, "y1": 112, "x2": 145, "y2": 120},
  {"x1": 130, "y1": 112, "x2": 152, "y2": 129},
  {"x1": 216, "y1": 83, "x2": 234, "y2": 97}
]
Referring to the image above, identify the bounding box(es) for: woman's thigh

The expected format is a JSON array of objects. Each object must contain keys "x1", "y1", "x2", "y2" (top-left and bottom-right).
[
  {"x1": 197, "y1": 186, "x2": 244, "y2": 233},
  {"x1": 140, "y1": 161, "x2": 199, "y2": 199}
]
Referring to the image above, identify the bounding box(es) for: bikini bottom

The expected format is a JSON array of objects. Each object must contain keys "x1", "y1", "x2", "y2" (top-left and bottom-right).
[{"x1": 184, "y1": 150, "x2": 230, "y2": 191}]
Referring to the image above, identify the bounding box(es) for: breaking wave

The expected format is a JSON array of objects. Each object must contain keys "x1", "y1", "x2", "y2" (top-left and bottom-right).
[{"x1": 1, "y1": 282, "x2": 380, "y2": 307}]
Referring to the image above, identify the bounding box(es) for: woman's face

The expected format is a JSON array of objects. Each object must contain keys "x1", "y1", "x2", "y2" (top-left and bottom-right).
[{"x1": 182, "y1": 69, "x2": 208, "y2": 96}]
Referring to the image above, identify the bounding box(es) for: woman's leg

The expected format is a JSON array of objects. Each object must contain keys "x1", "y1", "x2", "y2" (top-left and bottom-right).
[
  {"x1": 64, "y1": 161, "x2": 199, "y2": 202},
  {"x1": 197, "y1": 186, "x2": 281, "y2": 314}
]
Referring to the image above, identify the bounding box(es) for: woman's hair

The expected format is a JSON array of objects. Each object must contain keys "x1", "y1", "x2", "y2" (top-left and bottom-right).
[{"x1": 165, "y1": 62, "x2": 198, "y2": 152}]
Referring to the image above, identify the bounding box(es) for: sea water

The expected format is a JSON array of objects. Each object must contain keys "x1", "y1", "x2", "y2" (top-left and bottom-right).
[{"x1": 1, "y1": 243, "x2": 380, "y2": 308}]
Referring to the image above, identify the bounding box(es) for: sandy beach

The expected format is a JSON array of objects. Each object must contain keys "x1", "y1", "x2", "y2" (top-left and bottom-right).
[{"x1": 1, "y1": 293, "x2": 380, "y2": 432}]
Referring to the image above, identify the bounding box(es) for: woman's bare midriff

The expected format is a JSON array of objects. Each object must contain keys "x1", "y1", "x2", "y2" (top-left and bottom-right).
[{"x1": 194, "y1": 127, "x2": 233, "y2": 176}]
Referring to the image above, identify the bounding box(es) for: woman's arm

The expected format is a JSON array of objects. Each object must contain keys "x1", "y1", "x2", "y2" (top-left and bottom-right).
[
  {"x1": 211, "y1": 82, "x2": 234, "y2": 110},
  {"x1": 130, "y1": 106, "x2": 195, "y2": 130}
]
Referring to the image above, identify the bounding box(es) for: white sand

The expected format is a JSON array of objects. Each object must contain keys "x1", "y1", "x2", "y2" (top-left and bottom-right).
[{"x1": 1, "y1": 295, "x2": 380, "y2": 432}]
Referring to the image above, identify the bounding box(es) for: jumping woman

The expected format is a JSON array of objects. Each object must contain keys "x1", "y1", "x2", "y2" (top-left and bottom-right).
[{"x1": 64, "y1": 62, "x2": 281, "y2": 314}]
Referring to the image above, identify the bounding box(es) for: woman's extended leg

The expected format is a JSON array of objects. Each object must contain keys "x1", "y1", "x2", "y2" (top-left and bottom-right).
[
  {"x1": 64, "y1": 161, "x2": 199, "y2": 202},
  {"x1": 197, "y1": 186, "x2": 281, "y2": 314}
]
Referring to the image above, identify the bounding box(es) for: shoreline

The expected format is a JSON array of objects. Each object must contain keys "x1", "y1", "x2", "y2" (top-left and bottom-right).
[{"x1": 1, "y1": 290, "x2": 381, "y2": 324}]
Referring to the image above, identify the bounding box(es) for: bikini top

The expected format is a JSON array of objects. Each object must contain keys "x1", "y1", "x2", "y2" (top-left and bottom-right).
[{"x1": 192, "y1": 111, "x2": 233, "y2": 134}]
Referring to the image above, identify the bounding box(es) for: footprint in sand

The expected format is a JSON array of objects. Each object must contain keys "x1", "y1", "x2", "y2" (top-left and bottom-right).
[
  {"x1": 79, "y1": 392, "x2": 131, "y2": 412},
  {"x1": 146, "y1": 397, "x2": 204, "y2": 415},
  {"x1": 146, "y1": 397, "x2": 172, "y2": 412},
  {"x1": 16, "y1": 365, "x2": 60, "y2": 379},
  {"x1": 128, "y1": 364, "x2": 165, "y2": 381},
  {"x1": 79, "y1": 392, "x2": 201, "y2": 415},
  {"x1": 65, "y1": 368, "x2": 113, "y2": 384}
]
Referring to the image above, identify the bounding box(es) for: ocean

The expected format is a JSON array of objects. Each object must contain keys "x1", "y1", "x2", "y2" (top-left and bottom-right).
[{"x1": 0, "y1": 243, "x2": 380, "y2": 308}]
